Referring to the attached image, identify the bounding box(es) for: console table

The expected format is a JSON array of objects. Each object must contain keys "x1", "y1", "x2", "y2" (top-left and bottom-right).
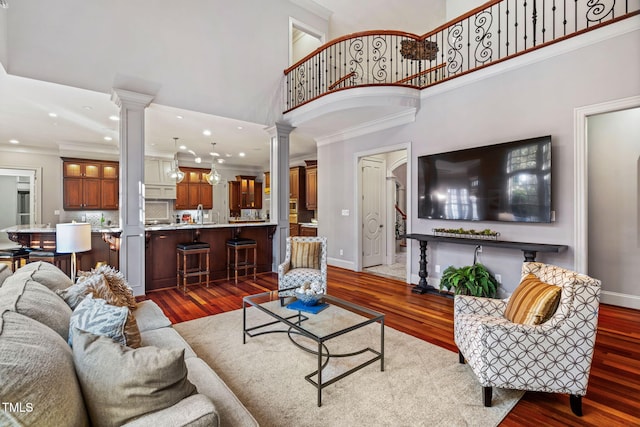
[{"x1": 403, "y1": 233, "x2": 568, "y2": 295}]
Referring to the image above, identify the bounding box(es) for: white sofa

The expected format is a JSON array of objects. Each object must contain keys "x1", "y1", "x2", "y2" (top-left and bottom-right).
[{"x1": 0, "y1": 262, "x2": 258, "y2": 426}]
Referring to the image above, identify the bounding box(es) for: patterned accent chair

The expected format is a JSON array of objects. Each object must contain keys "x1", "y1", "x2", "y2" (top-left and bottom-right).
[
  {"x1": 454, "y1": 262, "x2": 601, "y2": 416},
  {"x1": 278, "y1": 236, "x2": 327, "y2": 303}
]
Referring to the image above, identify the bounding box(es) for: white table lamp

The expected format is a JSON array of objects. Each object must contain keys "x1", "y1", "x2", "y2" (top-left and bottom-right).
[{"x1": 56, "y1": 222, "x2": 92, "y2": 282}]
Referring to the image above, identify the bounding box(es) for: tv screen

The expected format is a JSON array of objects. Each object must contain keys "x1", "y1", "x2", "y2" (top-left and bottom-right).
[{"x1": 418, "y1": 136, "x2": 552, "y2": 223}]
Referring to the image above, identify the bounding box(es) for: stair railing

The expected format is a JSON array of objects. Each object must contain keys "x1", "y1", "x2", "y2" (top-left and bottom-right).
[{"x1": 284, "y1": 0, "x2": 639, "y2": 112}]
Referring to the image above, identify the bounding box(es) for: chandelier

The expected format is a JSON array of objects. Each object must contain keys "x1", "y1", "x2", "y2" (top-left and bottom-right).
[
  {"x1": 206, "y1": 142, "x2": 222, "y2": 185},
  {"x1": 167, "y1": 137, "x2": 185, "y2": 183}
]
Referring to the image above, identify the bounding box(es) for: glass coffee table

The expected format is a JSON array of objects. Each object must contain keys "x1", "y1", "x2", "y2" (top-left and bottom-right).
[{"x1": 242, "y1": 290, "x2": 385, "y2": 406}]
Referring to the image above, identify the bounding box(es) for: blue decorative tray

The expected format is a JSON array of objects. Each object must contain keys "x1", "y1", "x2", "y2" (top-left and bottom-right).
[{"x1": 286, "y1": 300, "x2": 329, "y2": 314}]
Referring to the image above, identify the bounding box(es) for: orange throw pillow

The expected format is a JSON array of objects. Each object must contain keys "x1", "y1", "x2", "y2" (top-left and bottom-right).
[
  {"x1": 291, "y1": 241, "x2": 321, "y2": 269},
  {"x1": 504, "y1": 273, "x2": 561, "y2": 325}
]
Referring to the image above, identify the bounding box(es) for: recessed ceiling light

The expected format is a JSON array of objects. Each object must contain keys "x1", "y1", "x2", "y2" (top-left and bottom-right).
[
  {"x1": 225, "y1": 153, "x2": 232, "y2": 157},
  {"x1": 194, "y1": 157, "x2": 202, "y2": 163},
  {"x1": 239, "y1": 152, "x2": 246, "y2": 157},
  {"x1": 9, "y1": 139, "x2": 19, "y2": 144},
  {"x1": 176, "y1": 115, "x2": 183, "y2": 119},
  {"x1": 83, "y1": 106, "x2": 93, "y2": 110},
  {"x1": 237, "y1": 126, "x2": 243, "y2": 130},
  {"x1": 217, "y1": 159, "x2": 225, "y2": 164},
  {"x1": 210, "y1": 152, "x2": 220, "y2": 157},
  {"x1": 109, "y1": 115, "x2": 120, "y2": 121},
  {"x1": 49, "y1": 112, "x2": 57, "y2": 118},
  {"x1": 203, "y1": 130, "x2": 212, "y2": 136},
  {"x1": 179, "y1": 145, "x2": 187, "y2": 150},
  {"x1": 104, "y1": 136, "x2": 113, "y2": 141}
]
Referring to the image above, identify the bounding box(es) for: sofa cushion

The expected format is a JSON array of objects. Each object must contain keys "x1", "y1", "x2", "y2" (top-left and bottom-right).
[
  {"x1": 140, "y1": 327, "x2": 197, "y2": 359},
  {"x1": 0, "y1": 263, "x2": 11, "y2": 286},
  {"x1": 134, "y1": 300, "x2": 172, "y2": 332},
  {"x1": 16, "y1": 260, "x2": 73, "y2": 291},
  {"x1": 185, "y1": 357, "x2": 259, "y2": 427},
  {"x1": 0, "y1": 310, "x2": 89, "y2": 426},
  {"x1": 72, "y1": 329, "x2": 197, "y2": 427},
  {"x1": 290, "y1": 241, "x2": 320, "y2": 269},
  {"x1": 504, "y1": 273, "x2": 562, "y2": 325},
  {"x1": 122, "y1": 394, "x2": 219, "y2": 427},
  {"x1": 0, "y1": 272, "x2": 72, "y2": 340},
  {"x1": 69, "y1": 294, "x2": 136, "y2": 347}
]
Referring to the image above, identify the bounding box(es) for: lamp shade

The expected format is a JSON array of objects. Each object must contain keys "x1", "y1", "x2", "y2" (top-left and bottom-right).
[{"x1": 56, "y1": 223, "x2": 92, "y2": 253}]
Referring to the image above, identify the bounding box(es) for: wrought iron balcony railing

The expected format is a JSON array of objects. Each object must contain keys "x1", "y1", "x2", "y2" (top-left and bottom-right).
[{"x1": 284, "y1": 0, "x2": 639, "y2": 112}]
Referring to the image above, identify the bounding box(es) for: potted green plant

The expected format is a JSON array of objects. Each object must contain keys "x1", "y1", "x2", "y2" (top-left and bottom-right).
[{"x1": 439, "y1": 263, "x2": 499, "y2": 298}]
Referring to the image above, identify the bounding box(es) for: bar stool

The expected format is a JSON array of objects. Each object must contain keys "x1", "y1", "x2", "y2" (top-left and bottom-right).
[
  {"x1": 226, "y1": 238, "x2": 257, "y2": 284},
  {"x1": 176, "y1": 242, "x2": 210, "y2": 293},
  {"x1": 0, "y1": 248, "x2": 30, "y2": 272},
  {"x1": 29, "y1": 250, "x2": 72, "y2": 276}
]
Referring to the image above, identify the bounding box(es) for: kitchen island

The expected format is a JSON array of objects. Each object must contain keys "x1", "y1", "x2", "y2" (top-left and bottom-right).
[{"x1": 3, "y1": 222, "x2": 276, "y2": 293}]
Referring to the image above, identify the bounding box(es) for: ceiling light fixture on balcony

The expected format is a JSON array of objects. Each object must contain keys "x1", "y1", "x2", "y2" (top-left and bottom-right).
[
  {"x1": 167, "y1": 137, "x2": 185, "y2": 183},
  {"x1": 206, "y1": 142, "x2": 222, "y2": 186}
]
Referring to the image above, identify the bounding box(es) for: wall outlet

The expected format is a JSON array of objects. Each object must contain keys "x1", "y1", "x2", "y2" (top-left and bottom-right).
[
  {"x1": 339, "y1": 249, "x2": 344, "y2": 256},
  {"x1": 341, "y1": 209, "x2": 350, "y2": 216},
  {"x1": 495, "y1": 274, "x2": 502, "y2": 284},
  {"x1": 54, "y1": 210, "x2": 60, "y2": 215},
  {"x1": 435, "y1": 264, "x2": 440, "y2": 273}
]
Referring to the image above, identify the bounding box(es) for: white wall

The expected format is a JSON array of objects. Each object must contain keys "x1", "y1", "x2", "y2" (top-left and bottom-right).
[
  {"x1": 318, "y1": 28, "x2": 640, "y2": 296},
  {"x1": 0, "y1": 176, "x2": 18, "y2": 246},
  {"x1": 0, "y1": 150, "x2": 60, "y2": 225},
  {"x1": 588, "y1": 108, "x2": 640, "y2": 299},
  {"x1": 446, "y1": 0, "x2": 486, "y2": 21}
]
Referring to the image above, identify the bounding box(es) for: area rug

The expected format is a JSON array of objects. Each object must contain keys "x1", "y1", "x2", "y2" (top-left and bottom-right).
[{"x1": 174, "y1": 304, "x2": 523, "y2": 426}]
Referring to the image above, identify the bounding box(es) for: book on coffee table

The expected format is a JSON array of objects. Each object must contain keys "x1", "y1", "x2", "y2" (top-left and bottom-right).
[{"x1": 286, "y1": 300, "x2": 329, "y2": 314}]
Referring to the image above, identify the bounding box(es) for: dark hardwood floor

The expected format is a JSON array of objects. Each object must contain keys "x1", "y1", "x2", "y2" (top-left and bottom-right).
[{"x1": 143, "y1": 267, "x2": 640, "y2": 426}]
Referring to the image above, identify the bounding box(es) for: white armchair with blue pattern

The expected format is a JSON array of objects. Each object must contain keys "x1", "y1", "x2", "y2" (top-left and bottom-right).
[
  {"x1": 454, "y1": 262, "x2": 601, "y2": 416},
  {"x1": 278, "y1": 236, "x2": 327, "y2": 303}
]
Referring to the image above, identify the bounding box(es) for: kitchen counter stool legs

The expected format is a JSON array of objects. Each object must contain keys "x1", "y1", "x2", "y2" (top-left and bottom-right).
[
  {"x1": 176, "y1": 242, "x2": 210, "y2": 293},
  {"x1": 226, "y1": 239, "x2": 257, "y2": 285}
]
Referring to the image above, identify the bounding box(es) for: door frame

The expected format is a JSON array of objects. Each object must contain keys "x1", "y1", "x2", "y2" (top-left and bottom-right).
[
  {"x1": 0, "y1": 166, "x2": 41, "y2": 226},
  {"x1": 354, "y1": 143, "x2": 411, "y2": 283},
  {"x1": 574, "y1": 95, "x2": 640, "y2": 310}
]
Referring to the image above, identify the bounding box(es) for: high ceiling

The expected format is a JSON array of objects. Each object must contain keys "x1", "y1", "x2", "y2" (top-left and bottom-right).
[{"x1": 0, "y1": 67, "x2": 317, "y2": 169}]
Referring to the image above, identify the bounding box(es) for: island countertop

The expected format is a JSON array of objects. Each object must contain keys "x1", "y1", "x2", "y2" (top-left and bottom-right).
[{"x1": 2, "y1": 221, "x2": 277, "y2": 233}]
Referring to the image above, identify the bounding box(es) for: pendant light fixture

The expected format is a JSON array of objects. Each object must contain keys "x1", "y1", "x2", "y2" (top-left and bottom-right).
[
  {"x1": 167, "y1": 137, "x2": 185, "y2": 183},
  {"x1": 206, "y1": 142, "x2": 222, "y2": 185}
]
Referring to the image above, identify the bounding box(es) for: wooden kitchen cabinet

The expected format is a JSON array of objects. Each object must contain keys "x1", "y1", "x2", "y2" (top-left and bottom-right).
[
  {"x1": 264, "y1": 171, "x2": 270, "y2": 194},
  {"x1": 300, "y1": 225, "x2": 317, "y2": 236},
  {"x1": 62, "y1": 158, "x2": 119, "y2": 210},
  {"x1": 174, "y1": 167, "x2": 213, "y2": 210},
  {"x1": 305, "y1": 161, "x2": 317, "y2": 210},
  {"x1": 289, "y1": 223, "x2": 300, "y2": 237},
  {"x1": 229, "y1": 176, "x2": 262, "y2": 216}
]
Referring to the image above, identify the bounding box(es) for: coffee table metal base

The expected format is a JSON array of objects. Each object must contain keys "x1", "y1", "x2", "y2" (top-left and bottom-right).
[{"x1": 242, "y1": 302, "x2": 384, "y2": 406}]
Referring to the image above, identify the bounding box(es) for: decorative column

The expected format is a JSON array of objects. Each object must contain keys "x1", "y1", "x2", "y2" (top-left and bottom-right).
[
  {"x1": 111, "y1": 88, "x2": 154, "y2": 296},
  {"x1": 266, "y1": 122, "x2": 294, "y2": 269}
]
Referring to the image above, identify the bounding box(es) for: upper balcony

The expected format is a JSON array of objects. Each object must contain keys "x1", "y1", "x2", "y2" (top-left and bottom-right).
[{"x1": 283, "y1": 0, "x2": 639, "y2": 136}]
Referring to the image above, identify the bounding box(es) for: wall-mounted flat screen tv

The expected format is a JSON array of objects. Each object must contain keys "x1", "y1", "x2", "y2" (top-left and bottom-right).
[{"x1": 418, "y1": 136, "x2": 552, "y2": 223}]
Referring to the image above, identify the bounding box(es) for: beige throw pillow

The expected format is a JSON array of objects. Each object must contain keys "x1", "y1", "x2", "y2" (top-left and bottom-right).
[
  {"x1": 504, "y1": 273, "x2": 561, "y2": 325},
  {"x1": 72, "y1": 328, "x2": 196, "y2": 427},
  {"x1": 77, "y1": 265, "x2": 137, "y2": 310},
  {"x1": 291, "y1": 241, "x2": 321, "y2": 269}
]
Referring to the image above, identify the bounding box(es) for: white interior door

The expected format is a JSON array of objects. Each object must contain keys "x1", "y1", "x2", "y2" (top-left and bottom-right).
[{"x1": 362, "y1": 157, "x2": 385, "y2": 267}]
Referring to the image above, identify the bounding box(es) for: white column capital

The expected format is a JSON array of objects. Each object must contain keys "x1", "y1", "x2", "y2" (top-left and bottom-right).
[
  {"x1": 111, "y1": 88, "x2": 154, "y2": 110},
  {"x1": 266, "y1": 122, "x2": 295, "y2": 138}
]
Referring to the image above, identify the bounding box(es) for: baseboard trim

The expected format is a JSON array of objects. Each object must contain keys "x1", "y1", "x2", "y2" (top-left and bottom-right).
[
  {"x1": 328, "y1": 258, "x2": 355, "y2": 270},
  {"x1": 601, "y1": 291, "x2": 640, "y2": 310}
]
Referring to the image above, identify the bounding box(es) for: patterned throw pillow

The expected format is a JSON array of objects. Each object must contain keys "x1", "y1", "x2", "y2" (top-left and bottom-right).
[
  {"x1": 69, "y1": 294, "x2": 129, "y2": 347},
  {"x1": 71, "y1": 328, "x2": 196, "y2": 427},
  {"x1": 291, "y1": 241, "x2": 321, "y2": 269},
  {"x1": 504, "y1": 273, "x2": 561, "y2": 325}
]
